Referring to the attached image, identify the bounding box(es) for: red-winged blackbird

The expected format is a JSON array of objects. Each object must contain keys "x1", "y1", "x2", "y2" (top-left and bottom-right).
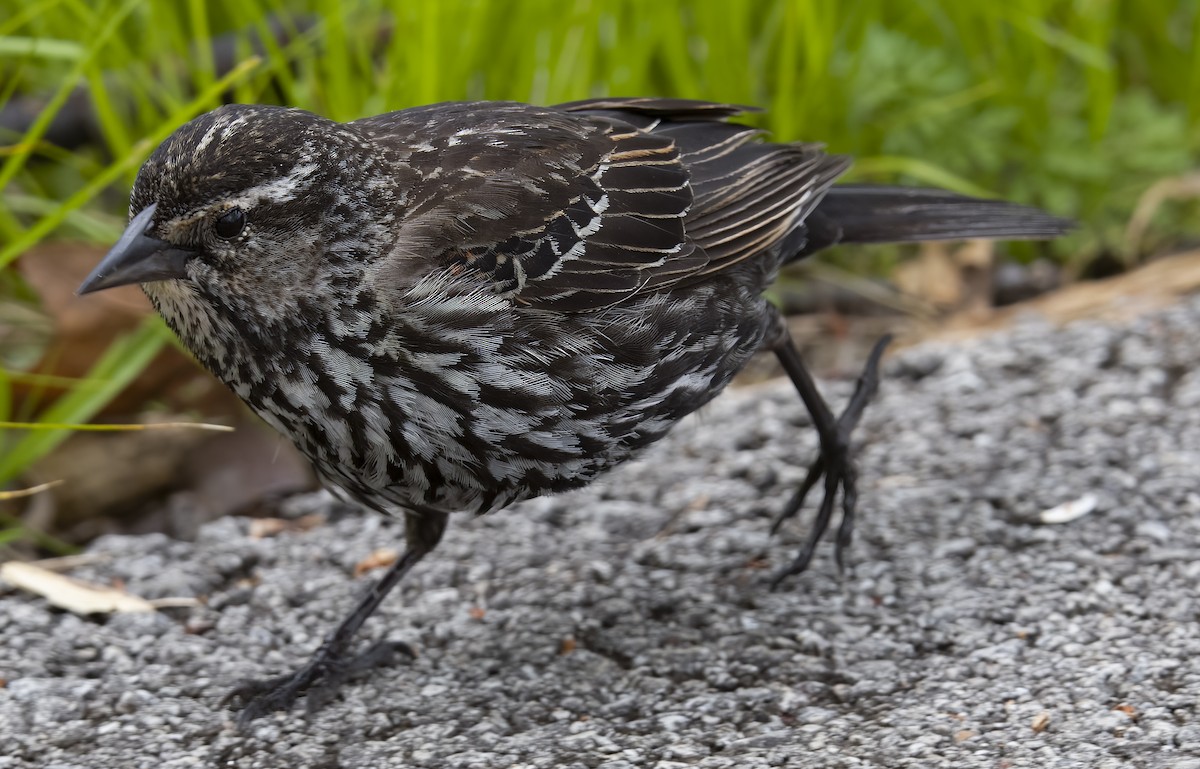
[{"x1": 78, "y1": 98, "x2": 1070, "y2": 723}]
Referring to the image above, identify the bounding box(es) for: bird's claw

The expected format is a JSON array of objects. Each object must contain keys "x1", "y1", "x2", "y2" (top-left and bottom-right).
[
  {"x1": 768, "y1": 433, "x2": 858, "y2": 589},
  {"x1": 223, "y1": 639, "x2": 415, "y2": 726},
  {"x1": 770, "y1": 335, "x2": 890, "y2": 588}
]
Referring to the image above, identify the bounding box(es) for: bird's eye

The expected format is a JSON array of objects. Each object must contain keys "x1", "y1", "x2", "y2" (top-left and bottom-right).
[{"x1": 214, "y1": 208, "x2": 246, "y2": 240}]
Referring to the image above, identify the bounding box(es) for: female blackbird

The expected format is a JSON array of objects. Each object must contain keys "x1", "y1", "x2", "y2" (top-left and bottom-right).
[{"x1": 79, "y1": 98, "x2": 1070, "y2": 722}]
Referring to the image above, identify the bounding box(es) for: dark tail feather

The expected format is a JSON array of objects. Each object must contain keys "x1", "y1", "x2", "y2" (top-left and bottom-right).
[{"x1": 794, "y1": 184, "x2": 1073, "y2": 260}]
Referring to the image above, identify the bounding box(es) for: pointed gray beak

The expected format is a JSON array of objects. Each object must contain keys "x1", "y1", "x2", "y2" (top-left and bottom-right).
[{"x1": 77, "y1": 203, "x2": 195, "y2": 295}]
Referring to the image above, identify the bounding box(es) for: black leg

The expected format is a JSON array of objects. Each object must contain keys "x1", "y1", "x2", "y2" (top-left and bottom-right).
[
  {"x1": 224, "y1": 511, "x2": 448, "y2": 725},
  {"x1": 769, "y1": 332, "x2": 891, "y2": 588}
]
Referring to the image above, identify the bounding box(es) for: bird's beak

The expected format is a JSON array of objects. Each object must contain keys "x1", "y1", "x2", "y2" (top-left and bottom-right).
[{"x1": 77, "y1": 203, "x2": 195, "y2": 295}]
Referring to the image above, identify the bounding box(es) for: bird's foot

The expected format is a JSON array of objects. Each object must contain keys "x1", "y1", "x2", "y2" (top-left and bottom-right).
[
  {"x1": 223, "y1": 638, "x2": 415, "y2": 726},
  {"x1": 769, "y1": 335, "x2": 891, "y2": 588}
]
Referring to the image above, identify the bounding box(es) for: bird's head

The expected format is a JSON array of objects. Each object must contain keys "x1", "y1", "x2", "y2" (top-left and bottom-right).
[{"x1": 78, "y1": 104, "x2": 391, "y2": 316}]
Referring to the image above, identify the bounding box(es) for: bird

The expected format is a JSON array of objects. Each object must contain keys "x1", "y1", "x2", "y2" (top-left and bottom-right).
[{"x1": 77, "y1": 97, "x2": 1071, "y2": 723}]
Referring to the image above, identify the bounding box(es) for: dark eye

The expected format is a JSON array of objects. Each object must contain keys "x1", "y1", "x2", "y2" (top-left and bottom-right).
[{"x1": 214, "y1": 208, "x2": 246, "y2": 240}]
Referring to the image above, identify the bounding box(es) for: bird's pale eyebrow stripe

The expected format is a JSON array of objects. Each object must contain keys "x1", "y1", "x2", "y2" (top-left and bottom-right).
[
  {"x1": 238, "y1": 162, "x2": 320, "y2": 205},
  {"x1": 173, "y1": 162, "x2": 321, "y2": 228}
]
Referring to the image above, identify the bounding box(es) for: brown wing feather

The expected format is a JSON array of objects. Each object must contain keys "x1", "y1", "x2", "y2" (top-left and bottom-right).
[
  {"x1": 559, "y1": 98, "x2": 851, "y2": 279},
  {"x1": 358, "y1": 99, "x2": 848, "y2": 311}
]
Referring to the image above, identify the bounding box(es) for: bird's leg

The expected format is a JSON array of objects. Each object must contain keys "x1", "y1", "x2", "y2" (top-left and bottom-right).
[
  {"x1": 224, "y1": 511, "x2": 448, "y2": 726},
  {"x1": 768, "y1": 331, "x2": 891, "y2": 588}
]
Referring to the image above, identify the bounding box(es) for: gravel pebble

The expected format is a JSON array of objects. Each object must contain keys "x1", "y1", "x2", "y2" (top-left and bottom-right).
[{"x1": 3, "y1": 295, "x2": 1199, "y2": 767}]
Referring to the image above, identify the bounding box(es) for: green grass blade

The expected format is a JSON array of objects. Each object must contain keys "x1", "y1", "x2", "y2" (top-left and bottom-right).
[
  {"x1": 0, "y1": 36, "x2": 84, "y2": 60},
  {"x1": 0, "y1": 315, "x2": 172, "y2": 485},
  {"x1": 850, "y1": 155, "x2": 996, "y2": 198},
  {"x1": 0, "y1": 56, "x2": 261, "y2": 270},
  {"x1": 0, "y1": 0, "x2": 140, "y2": 200}
]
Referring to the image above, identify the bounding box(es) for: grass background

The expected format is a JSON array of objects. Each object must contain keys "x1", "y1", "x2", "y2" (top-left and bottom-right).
[{"x1": 0, "y1": 0, "x2": 1197, "y2": 521}]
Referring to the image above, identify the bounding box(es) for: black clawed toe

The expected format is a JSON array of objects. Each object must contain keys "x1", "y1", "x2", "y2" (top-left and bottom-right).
[
  {"x1": 225, "y1": 512, "x2": 446, "y2": 726},
  {"x1": 769, "y1": 333, "x2": 891, "y2": 587},
  {"x1": 224, "y1": 638, "x2": 416, "y2": 725}
]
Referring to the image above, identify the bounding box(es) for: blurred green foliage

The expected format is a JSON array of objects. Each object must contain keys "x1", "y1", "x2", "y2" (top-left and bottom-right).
[
  {"x1": 2, "y1": 0, "x2": 1197, "y2": 262},
  {"x1": 0, "y1": 0, "x2": 1197, "y2": 498}
]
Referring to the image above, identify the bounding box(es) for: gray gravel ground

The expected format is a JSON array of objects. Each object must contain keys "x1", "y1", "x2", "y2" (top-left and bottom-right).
[{"x1": 3, "y1": 293, "x2": 1199, "y2": 769}]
